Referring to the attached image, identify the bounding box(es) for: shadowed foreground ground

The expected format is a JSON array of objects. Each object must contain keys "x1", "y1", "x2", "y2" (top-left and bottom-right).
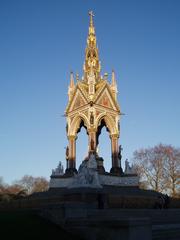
[
  {"x1": 1, "y1": 188, "x2": 180, "y2": 240},
  {"x1": 0, "y1": 210, "x2": 80, "y2": 240}
]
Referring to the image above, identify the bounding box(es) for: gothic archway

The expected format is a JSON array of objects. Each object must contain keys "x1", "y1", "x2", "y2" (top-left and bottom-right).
[
  {"x1": 96, "y1": 118, "x2": 110, "y2": 146},
  {"x1": 96, "y1": 118, "x2": 111, "y2": 172},
  {"x1": 68, "y1": 114, "x2": 89, "y2": 137},
  {"x1": 76, "y1": 119, "x2": 88, "y2": 169}
]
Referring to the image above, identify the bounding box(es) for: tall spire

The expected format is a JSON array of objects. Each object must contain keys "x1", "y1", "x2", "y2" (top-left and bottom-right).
[
  {"x1": 88, "y1": 11, "x2": 95, "y2": 35},
  {"x1": 111, "y1": 70, "x2": 116, "y2": 87},
  {"x1": 68, "y1": 71, "x2": 75, "y2": 100},
  {"x1": 70, "y1": 71, "x2": 74, "y2": 88},
  {"x1": 111, "y1": 70, "x2": 118, "y2": 100},
  {"x1": 83, "y1": 11, "x2": 101, "y2": 82}
]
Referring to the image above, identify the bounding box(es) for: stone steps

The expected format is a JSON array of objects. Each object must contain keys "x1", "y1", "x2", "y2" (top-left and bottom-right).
[{"x1": 87, "y1": 209, "x2": 180, "y2": 225}]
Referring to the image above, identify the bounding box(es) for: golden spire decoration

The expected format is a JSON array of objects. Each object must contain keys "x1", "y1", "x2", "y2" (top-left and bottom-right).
[
  {"x1": 83, "y1": 11, "x2": 101, "y2": 82},
  {"x1": 70, "y1": 71, "x2": 75, "y2": 87},
  {"x1": 88, "y1": 11, "x2": 95, "y2": 35}
]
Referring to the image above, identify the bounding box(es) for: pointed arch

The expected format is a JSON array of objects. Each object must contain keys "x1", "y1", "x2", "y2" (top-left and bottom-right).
[
  {"x1": 68, "y1": 114, "x2": 89, "y2": 137},
  {"x1": 96, "y1": 113, "x2": 118, "y2": 136}
]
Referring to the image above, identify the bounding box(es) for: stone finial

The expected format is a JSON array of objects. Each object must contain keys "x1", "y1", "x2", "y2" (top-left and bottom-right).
[{"x1": 111, "y1": 70, "x2": 118, "y2": 99}]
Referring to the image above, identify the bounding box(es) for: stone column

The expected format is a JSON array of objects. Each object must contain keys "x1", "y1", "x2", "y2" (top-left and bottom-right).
[
  {"x1": 110, "y1": 134, "x2": 121, "y2": 174},
  {"x1": 66, "y1": 135, "x2": 77, "y2": 174}
]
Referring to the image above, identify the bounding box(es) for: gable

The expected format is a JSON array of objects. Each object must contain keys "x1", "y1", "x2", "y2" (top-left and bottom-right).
[
  {"x1": 95, "y1": 87, "x2": 119, "y2": 111},
  {"x1": 67, "y1": 88, "x2": 88, "y2": 113},
  {"x1": 98, "y1": 91, "x2": 113, "y2": 108}
]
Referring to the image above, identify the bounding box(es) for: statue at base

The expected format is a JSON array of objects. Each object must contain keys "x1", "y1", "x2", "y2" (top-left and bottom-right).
[
  {"x1": 124, "y1": 159, "x2": 136, "y2": 174},
  {"x1": 68, "y1": 153, "x2": 102, "y2": 188}
]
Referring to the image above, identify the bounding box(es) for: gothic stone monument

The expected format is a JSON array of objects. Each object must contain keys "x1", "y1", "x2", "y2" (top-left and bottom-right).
[
  {"x1": 16, "y1": 13, "x2": 180, "y2": 240},
  {"x1": 50, "y1": 12, "x2": 138, "y2": 189}
]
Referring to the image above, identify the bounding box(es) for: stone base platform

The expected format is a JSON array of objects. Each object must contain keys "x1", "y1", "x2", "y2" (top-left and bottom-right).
[
  {"x1": 37, "y1": 195, "x2": 180, "y2": 240},
  {"x1": 50, "y1": 173, "x2": 139, "y2": 188},
  {"x1": 50, "y1": 153, "x2": 139, "y2": 189},
  {"x1": 1, "y1": 185, "x2": 179, "y2": 240}
]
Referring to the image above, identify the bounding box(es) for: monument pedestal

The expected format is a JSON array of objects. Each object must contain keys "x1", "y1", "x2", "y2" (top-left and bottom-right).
[
  {"x1": 50, "y1": 153, "x2": 138, "y2": 189},
  {"x1": 65, "y1": 168, "x2": 78, "y2": 175},
  {"x1": 110, "y1": 166, "x2": 123, "y2": 175},
  {"x1": 50, "y1": 174, "x2": 139, "y2": 189},
  {"x1": 96, "y1": 156, "x2": 105, "y2": 174}
]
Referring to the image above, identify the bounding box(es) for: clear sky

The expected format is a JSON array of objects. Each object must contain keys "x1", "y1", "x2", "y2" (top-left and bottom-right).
[{"x1": 0, "y1": 0, "x2": 180, "y2": 184}]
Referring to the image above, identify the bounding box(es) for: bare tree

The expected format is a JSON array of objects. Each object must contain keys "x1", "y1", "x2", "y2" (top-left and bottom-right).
[
  {"x1": 15, "y1": 175, "x2": 35, "y2": 195},
  {"x1": 133, "y1": 145, "x2": 164, "y2": 192},
  {"x1": 15, "y1": 175, "x2": 49, "y2": 195},
  {"x1": 0, "y1": 177, "x2": 3, "y2": 186},
  {"x1": 6, "y1": 184, "x2": 25, "y2": 195},
  {"x1": 162, "y1": 145, "x2": 180, "y2": 197},
  {"x1": 0, "y1": 177, "x2": 8, "y2": 194},
  {"x1": 0, "y1": 177, "x2": 4, "y2": 194},
  {"x1": 133, "y1": 144, "x2": 180, "y2": 196},
  {"x1": 31, "y1": 177, "x2": 49, "y2": 193}
]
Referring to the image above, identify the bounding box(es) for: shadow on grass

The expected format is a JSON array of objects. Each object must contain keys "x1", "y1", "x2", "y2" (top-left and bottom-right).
[{"x1": 0, "y1": 210, "x2": 81, "y2": 240}]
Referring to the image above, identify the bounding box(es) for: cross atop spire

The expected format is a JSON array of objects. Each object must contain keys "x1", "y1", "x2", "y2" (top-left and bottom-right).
[
  {"x1": 88, "y1": 10, "x2": 95, "y2": 36},
  {"x1": 89, "y1": 11, "x2": 94, "y2": 27},
  {"x1": 84, "y1": 11, "x2": 101, "y2": 81}
]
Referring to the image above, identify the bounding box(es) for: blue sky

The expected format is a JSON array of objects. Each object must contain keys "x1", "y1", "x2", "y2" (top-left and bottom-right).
[{"x1": 0, "y1": 0, "x2": 180, "y2": 184}]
